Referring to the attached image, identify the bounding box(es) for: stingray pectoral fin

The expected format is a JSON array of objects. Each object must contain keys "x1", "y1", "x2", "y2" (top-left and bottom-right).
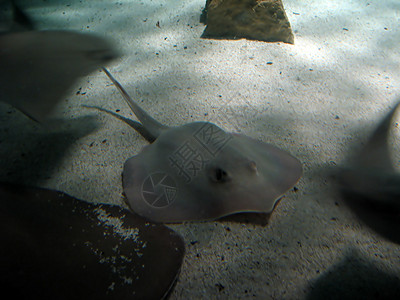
[
  {"x1": 122, "y1": 149, "x2": 164, "y2": 221},
  {"x1": 356, "y1": 101, "x2": 400, "y2": 170},
  {"x1": 0, "y1": 182, "x2": 184, "y2": 299},
  {"x1": 255, "y1": 140, "x2": 303, "y2": 197},
  {"x1": 123, "y1": 144, "x2": 206, "y2": 223},
  {"x1": 0, "y1": 31, "x2": 119, "y2": 121},
  {"x1": 337, "y1": 101, "x2": 400, "y2": 244},
  {"x1": 219, "y1": 134, "x2": 302, "y2": 214}
]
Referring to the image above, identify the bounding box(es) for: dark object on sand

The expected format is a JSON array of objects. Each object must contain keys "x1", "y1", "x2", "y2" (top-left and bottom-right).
[
  {"x1": 337, "y1": 102, "x2": 400, "y2": 244},
  {"x1": 201, "y1": 0, "x2": 294, "y2": 44},
  {"x1": 307, "y1": 249, "x2": 400, "y2": 300},
  {"x1": 0, "y1": 183, "x2": 185, "y2": 299}
]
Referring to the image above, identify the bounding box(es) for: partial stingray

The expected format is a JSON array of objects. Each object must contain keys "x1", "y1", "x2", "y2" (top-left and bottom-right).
[
  {"x1": 337, "y1": 102, "x2": 400, "y2": 244},
  {"x1": 0, "y1": 183, "x2": 185, "y2": 299},
  {"x1": 102, "y1": 68, "x2": 302, "y2": 223},
  {"x1": 0, "y1": 3, "x2": 119, "y2": 121}
]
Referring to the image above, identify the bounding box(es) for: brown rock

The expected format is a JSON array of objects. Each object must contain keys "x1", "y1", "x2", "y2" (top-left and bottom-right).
[{"x1": 201, "y1": 0, "x2": 294, "y2": 44}]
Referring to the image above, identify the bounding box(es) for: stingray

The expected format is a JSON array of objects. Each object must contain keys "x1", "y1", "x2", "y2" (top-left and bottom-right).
[
  {"x1": 337, "y1": 101, "x2": 400, "y2": 244},
  {"x1": 0, "y1": 182, "x2": 185, "y2": 299},
  {"x1": 0, "y1": 2, "x2": 119, "y2": 122},
  {"x1": 102, "y1": 68, "x2": 302, "y2": 223}
]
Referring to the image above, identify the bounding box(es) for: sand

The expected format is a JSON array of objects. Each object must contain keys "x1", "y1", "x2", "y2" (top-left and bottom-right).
[{"x1": 1, "y1": 0, "x2": 400, "y2": 299}]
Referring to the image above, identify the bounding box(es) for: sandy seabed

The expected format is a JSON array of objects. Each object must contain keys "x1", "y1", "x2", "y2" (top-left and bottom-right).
[{"x1": 1, "y1": 0, "x2": 399, "y2": 299}]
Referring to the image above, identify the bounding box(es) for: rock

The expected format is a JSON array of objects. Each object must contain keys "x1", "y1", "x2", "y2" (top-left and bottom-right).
[{"x1": 201, "y1": 0, "x2": 294, "y2": 44}]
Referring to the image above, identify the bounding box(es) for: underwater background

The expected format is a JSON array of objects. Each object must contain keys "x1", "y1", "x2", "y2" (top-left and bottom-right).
[{"x1": 1, "y1": 0, "x2": 400, "y2": 299}]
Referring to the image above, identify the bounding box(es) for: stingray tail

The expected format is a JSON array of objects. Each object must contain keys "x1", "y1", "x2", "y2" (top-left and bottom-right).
[{"x1": 102, "y1": 67, "x2": 168, "y2": 139}]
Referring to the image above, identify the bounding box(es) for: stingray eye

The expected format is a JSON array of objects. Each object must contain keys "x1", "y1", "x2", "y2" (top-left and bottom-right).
[
  {"x1": 248, "y1": 161, "x2": 258, "y2": 175},
  {"x1": 208, "y1": 167, "x2": 230, "y2": 183}
]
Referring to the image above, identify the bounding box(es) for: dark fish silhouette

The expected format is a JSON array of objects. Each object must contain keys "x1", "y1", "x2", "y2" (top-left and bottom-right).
[
  {"x1": 0, "y1": 183, "x2": 185, "y2": 299},
  {"x1": 0, "y1": 2, "x2": 119, "y2": 121},
  {"x1": 338, "y1": 102, "x2": 400, "y2": 244}
]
